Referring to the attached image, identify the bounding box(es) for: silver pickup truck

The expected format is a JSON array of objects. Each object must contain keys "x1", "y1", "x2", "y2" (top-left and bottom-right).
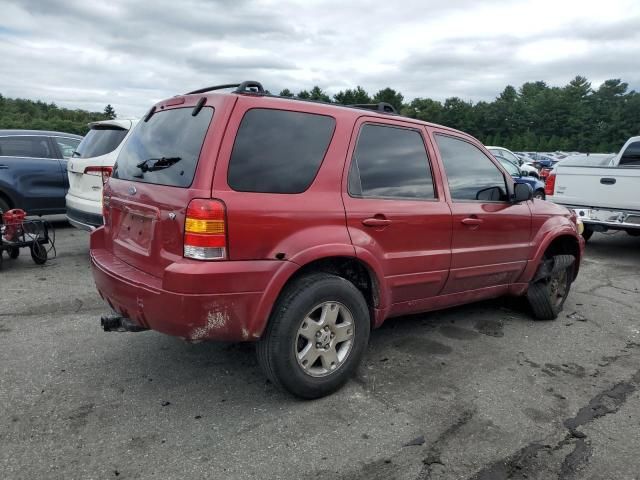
[{"x1": 546, "y1": 136, "x2": 640, "y2": 241}]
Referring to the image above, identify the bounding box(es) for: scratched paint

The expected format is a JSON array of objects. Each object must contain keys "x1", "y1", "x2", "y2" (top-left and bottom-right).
[{"x1": 190, "y1": 307, "x2": 229, "y2": 340}]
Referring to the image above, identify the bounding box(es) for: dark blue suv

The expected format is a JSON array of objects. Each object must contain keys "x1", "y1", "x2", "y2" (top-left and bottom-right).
[{"x1": 0, "y1": 130, "x2": 82, "y2": 214}]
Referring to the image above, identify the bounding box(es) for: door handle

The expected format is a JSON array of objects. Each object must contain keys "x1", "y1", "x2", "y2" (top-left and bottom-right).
[
  {"x1": 600, "y1": 178, "x2": 616, "y2": 185},
  {"x1": 0, "y1": 165, "x2": 8, "y2": 169},
  {"x1": 362, "y1": 217, "x2": 392, "y2": 227},
  {"x1": 461, "y1": 217, "x2": 483, "y2": 226}
]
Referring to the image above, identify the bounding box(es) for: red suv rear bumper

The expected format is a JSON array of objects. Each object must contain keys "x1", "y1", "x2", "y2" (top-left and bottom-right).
[{"x1": 90, "y1": 228, "x2": 296, "y2": 342}]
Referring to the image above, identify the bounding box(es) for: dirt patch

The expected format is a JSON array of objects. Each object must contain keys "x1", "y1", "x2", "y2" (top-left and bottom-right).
[
  {"x1": 474, "y1": 318, "x2": 504, "y2": 337},
  {"x1": 439, "y1": 325, "x2": 480, "y2": 340},
  {"x1": 393, "y1": 337, "x2": 453, "y2": 356}
]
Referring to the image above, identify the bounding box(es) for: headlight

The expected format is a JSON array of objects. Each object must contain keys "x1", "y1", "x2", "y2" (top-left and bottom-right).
[{"x1": 576, "y1": 218, "x2": 585, "y2": 235}]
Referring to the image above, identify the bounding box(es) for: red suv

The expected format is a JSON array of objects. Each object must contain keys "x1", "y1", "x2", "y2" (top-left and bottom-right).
[{"x1": 91, "y1": 81, "x2": 585, "y2": 398}]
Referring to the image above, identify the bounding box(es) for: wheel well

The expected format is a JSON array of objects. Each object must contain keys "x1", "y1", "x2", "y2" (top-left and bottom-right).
[
  {"x1": 543, "y1": 235, "x2": 580, "y2": 279},
  {"x1": 287, "y1": 256, "x2": 379, "y2": 312},
  {"x1": 0, "y1": 190, "x2": 13, "y2": 210}
]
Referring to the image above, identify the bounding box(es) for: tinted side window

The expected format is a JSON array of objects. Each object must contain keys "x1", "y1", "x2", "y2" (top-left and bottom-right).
[
  {"x1": 228, "y1": 109, "x2": 335, "y2": 193},
  {"x1": 349, "y1": 124, "x2": 435, "y2": 199},
  {"x1": 73, "y1": 127, "x2": 127, "y2": 158},
  {"x1": 436, "y1": 135, "x2": 507, "y2": 201},
  {"x1": 0, "y1": 136, "x2": 54, "y2": 158},
  {"x1": 620, "y1": 141, "x2": 640, "y2": 166}
]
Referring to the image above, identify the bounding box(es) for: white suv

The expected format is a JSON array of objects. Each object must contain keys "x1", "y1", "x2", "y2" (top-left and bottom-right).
[
  {"x1": 487, "y1": 146, "x2": 540, "y2": 179},
  {"x1": 66, "y1": 119, "x2": 138, "y2": 230}
]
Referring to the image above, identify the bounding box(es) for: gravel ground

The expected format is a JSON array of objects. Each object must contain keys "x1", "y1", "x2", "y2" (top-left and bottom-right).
[{"x1": 1, "y1": 222, "x2": 639, "y2": 480}]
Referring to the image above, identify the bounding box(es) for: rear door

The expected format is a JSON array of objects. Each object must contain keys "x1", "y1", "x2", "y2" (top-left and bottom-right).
[
  {"x1": 0, "y1": 135, "x2": 66, "y2": 213},
  {"x1": 105, "y1": 96, "x2": 232, "y2": 278},
  {"x1": 433, "y1": 132, "x2": 531, "y2": 294},
  {"x1": 342, "y1": 118, "x2": 452, "y2": 308}
]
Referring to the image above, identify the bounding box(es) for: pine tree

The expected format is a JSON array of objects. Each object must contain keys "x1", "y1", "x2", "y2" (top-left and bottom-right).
[{"x1": 103, "y1": 104, "x2": 116, "y2": 120}]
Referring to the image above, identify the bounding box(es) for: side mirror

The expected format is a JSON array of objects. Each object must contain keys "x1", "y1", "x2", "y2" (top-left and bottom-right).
[{"x1": 513, "y1": 183, "x2": 533, "y2": 202}]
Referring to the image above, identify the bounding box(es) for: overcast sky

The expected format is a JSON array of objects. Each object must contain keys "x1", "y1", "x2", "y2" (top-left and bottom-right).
[{"x1": 1, "y1": 0, "x2": 639, "y2": 117}]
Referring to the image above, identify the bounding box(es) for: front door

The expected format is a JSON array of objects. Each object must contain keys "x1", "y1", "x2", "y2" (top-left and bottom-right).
[
  {"x1": 432, "y1": 132, "x2": 532, "y2": 294},
  {"x1": 342, "y1": 119, "x2": 452, "y2": 309}
]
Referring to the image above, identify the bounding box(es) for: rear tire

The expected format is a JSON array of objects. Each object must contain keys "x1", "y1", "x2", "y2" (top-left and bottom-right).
[
  {"x1": 626, "y1": 229, "x2": 640, "y2": 237},
  {"x1": 257, "y1": 273, "x2": 370, "y2": 399},
  {"x1": 527, "y1": 255, "x2": 574, "y2": 320}
]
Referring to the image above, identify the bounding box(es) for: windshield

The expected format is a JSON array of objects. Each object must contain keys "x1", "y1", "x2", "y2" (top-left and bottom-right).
[
  {"x1": 112, "y1": 106, "x2": 213, "y2": 187},
  {"x1": 73, "y1": 126, "x2": 127, "y2": 158}
]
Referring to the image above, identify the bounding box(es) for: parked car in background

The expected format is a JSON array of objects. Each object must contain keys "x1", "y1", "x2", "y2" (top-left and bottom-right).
[
  {"x1": 66, "y1": 119, "x2": 138, "y2": 230},
  {"x1": 528, "y1": 152, "x2": 558, "y2": 169},
  {"x1": 0, "y1": 129, "x2": 82, "y2": 214},
  {"x1": 547, "y1": 136, "x2": 640, "y2": 240},
  {"x1": 91, "y1": 81, "x2": 584, "y2": 399},
  {"x1": 487, "y1": 146, "x2": 540, "y2": 178},
  {"x1": 495, "y1": 156, "x2": 546, "y2": 199}
]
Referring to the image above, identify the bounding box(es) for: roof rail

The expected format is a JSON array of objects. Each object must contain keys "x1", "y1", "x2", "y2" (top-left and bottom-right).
[
  {"x1": 186, "y1": 81, "x2": 265, "y2": 95},
  {"x1": 349, "y1": 102, "x2": 397, "y2": 114}
]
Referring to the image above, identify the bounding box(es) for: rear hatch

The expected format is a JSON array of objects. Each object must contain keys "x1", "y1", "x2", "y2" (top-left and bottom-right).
[
  {"x1": 104, "y1": 96, "x2": 230, "y2": 278},
  {"x1": 68, "y1": 121, "x2": 132, "y2": 202}
]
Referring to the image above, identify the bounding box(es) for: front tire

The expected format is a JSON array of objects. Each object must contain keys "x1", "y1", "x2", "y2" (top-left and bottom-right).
[
  {"x1": 257, "y1": 273, "x2": 370, "y2": 399},
  {"x1": 527, "y1": 255, "x2": 575, "y2": 320},
  {"x1": 533, "y1": 190, "x2": 546, "y2": 200},
  {"x1": 582, "y1": 228, "x2": 594, "y2": 242}
]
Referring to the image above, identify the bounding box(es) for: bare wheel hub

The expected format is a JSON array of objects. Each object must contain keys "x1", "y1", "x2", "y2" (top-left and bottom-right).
[{"x1": 295, "y1": 301, "x2": 355, "y2": 377}]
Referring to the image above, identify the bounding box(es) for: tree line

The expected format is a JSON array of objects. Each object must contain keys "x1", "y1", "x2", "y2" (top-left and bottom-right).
[
  {"x1": 0, "y1": 94, "x2": 116, "y2": 135},
  {"x1": 280, "y1": 76, "x2": 640, "y2": 153},
  {"x1": 2, "y1": 75, "x2": 638, "y2": 152}
]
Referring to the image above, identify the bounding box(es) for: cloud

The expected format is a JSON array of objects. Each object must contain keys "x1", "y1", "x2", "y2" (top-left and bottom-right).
[{"x1": 1, "y1": 0, "x2": 639, "y2": 118}]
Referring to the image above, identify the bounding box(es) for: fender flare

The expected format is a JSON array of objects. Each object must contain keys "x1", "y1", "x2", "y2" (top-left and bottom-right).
[
  {"x1": 517, "y1": 225, "x2": 582, "y2": 284},
  {"x1": 251, "y1": 243, "x2": 387, "y2": 338}
]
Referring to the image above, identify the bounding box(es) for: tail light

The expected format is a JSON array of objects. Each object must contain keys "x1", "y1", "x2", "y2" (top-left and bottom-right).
[
  {"x1": 84, "y1": 166, "x2": 113, "y2": 186},
  {"x1": 545, "y1": 173, "x2": 556, "y2": 196},
  {"x1": 184, "y1": 199, "x2": 227, "y2": 260}
]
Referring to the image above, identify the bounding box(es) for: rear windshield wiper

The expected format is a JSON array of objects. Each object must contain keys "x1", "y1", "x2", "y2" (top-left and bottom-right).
[{"x1": 135, "y1": 156, "x2": 182, "y2": 173}]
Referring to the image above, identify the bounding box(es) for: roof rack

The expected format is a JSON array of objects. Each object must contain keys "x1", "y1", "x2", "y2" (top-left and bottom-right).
[
  {"x1": 184, "y1": 81, "x2": 400, "y2": 117},
  {"x1": 348, "y1": 102, "x2": 397, "y2": 114},
  {"x1": 186, "y1": 81, "x2": 265, "y2": 95}
]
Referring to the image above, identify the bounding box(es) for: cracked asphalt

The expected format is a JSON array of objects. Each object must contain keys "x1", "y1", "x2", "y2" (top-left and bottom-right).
[{"x1": 1, "y1": 222, "x2": 639, "y2": 480}]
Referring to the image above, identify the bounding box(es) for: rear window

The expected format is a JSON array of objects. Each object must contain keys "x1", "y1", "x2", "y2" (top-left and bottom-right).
[
  {"x1": 227, "y1": 109, "x2": 336, "y2": 193},
  {"x1": 620, "y1": 141, "x2": 640, "y2": 166},
  {"x1": 112, "y1": 107, "x2": 213, "y2": 187},
  {"x1": 73, "y1": 126, "x2": 127, "y2": 158}
]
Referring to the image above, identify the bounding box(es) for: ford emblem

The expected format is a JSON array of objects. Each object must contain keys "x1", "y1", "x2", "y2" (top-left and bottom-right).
[{"x1": 128, "y1": 185, "x2": 137, "y2": 195}]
